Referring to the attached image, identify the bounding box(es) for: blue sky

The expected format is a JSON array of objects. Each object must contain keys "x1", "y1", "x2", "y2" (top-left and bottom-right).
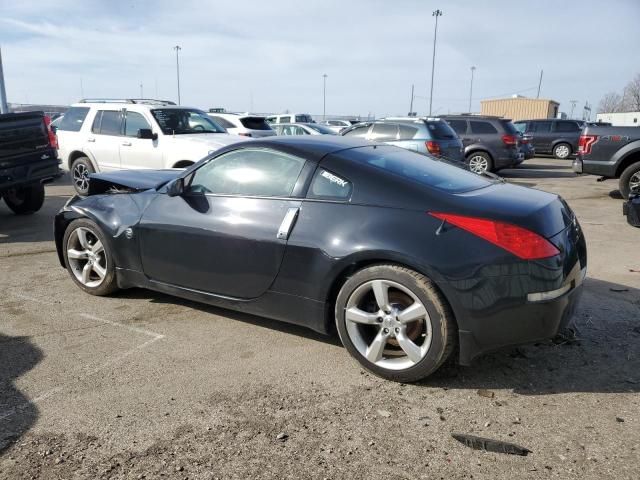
[{"x1": 1, "y1": 0, "x2": 639, "y2": 118}]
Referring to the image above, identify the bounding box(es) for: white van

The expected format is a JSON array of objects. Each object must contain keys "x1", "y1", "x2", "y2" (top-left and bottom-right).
[{"x1": 265, "y1": 113, "x2": 314, "y2": 124}]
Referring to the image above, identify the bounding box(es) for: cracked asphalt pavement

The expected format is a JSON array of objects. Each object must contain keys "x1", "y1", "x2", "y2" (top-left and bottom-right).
[{"x1": 1, "y1": 159, "x2": 639, "y2": 479}]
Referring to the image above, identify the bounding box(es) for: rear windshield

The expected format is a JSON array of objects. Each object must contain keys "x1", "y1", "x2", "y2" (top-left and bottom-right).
[
  {"x1": 58, "y1": 107, "x2": 90, "y2": 132},
  {"x1": 295, "y1": 114, "x2": 313, "y2": 123},
  {"x1": 240, "y1": 117, "x2": 272, "y2": 131},
  {"x1": 425, "y1": 121, "x2": 457, "y2": 139},
  {"x1": 151, "y1": 109, "x2": 225, "y2": 134},
  {"x1": 340, "y1": 145, "x2": 492, "y2": 193},
  {"x1": 501, "y1": 120, "x2": 519, "y2": 135}
]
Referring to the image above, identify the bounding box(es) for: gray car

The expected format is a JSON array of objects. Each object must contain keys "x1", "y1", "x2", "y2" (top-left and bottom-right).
[
  {"x1": 514, "y1": 119, "x2": 583, "y2": 159},
  {"x1": 340, "y1": 118, "x2": 464, "y2": 163},
  {"x1": 441, "y1": 115, "x2": 523, "y2": 173},
  {"x1": 273, "y1": 123, "x2": 337, "y2": 136}
]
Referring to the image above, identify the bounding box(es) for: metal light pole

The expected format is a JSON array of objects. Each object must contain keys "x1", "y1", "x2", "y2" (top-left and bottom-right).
[
  {"x1": 0, "y1": 47, "x2": 8, "y2": 114},
  {"x1": 428, "y1": 9, "x2": 443, "y2": 116},
  {"x1": 468, "y1": 66, "x2": 476, "y2": 113},
  {"x1": 174, "y1": 45, "x2": 182, "y2": 105},
  {"x1": 322, "y1": 74, "x2": 328, "y2": 120}
]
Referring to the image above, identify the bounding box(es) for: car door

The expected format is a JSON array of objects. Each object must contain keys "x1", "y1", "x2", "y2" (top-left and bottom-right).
[
  {"x1": 118, "y1": 110, "x2": 164, "y2": 169},
  {"x1": 86, "y1": 110, "x2": 124, "y2": 171},
  {"x1": 137, "y1": 147, "x2": 309, "y2": 299},
  {"x1": 531, "y1": 121, "x2": 553, "y2": 153}
]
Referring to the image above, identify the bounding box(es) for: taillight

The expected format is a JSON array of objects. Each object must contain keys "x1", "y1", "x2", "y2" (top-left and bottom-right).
[
  {"x1": 578, "y1": 135, "x2": 598, "y2": 155},
  {"x1": 43, "y1": 115, "x2": 58, "y2": 149},
  {"x1": 429, "y1": 212, "x2": 560, "y2": 260},
  {"x1": 502, "y1": 134, "x2": 518, "y2": 146},
  {"x1": 426, "y1": 141, "x2": 441, "y2": 156}
]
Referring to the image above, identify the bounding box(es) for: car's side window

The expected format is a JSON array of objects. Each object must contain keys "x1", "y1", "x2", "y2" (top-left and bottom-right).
[
  {"x1": 189, "y1": 149, "x2": 306, "y2": 197},
  {"x1": 308, "y1": 169, "x2": 352, "y2": 201},
  {"x1": 370, "y1": 123, "x2": 398, "y2": 141},
  {"x1": 513, "y1": 122, "x2": 527, "y2": 133},
  {"x1": 124, "y1": 112, "x2": 152, "y2": 137},
  {"x1": 280, "y1": 116, "x2": 291, "y2": 123},
  {"x1": 446, "y1": 119, "x2": 467, "y2": 135},
  {"x1": 554, "y1": 121, "x2": 580, "y2": 133},
  {"x1": 58, "y1": 107, "x2": 90, "y2": 132},
  {"x1": 533, "y1": 121, "x2": 552, "y2": 133},
  {"x1": 398, "y1": 124, "x2": 419, "y2": 140},
  {"x1": 92, "y1": 110, "x2": 123, "y2": 136},
  {"x1": 469, "y1": 121, "x2": 498, "y2": 134}
]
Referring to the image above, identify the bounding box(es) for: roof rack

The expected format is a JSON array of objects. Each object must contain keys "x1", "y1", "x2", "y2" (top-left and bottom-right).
[{"x1": 78, "y1": 98, "x2": 177, "y2": 106}]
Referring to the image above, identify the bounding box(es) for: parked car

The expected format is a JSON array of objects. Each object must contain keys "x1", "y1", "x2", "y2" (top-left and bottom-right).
[
  {"x1": 266, "y1": 113, "x2": 314, "y2": 124},
  {"x1": 272, "y1": 123, "x2": 336, "y2": 135},
  {"x1": 573, "y1": 124, "x2": 640, "y2": 198},
  {"x1": 54, "y1": 136, "x2": 586, "y2": 383},
  {"x1": 207, "y1": 112, "x2": 275, "y2": 138},
  {"x1": 341, "y1": 118, "x2": 464, "y2": 162},
  {"x1": 623, "y1": 190, "x2": 640, "y2": 227},
  {"x1": 321, "y1": 119, "x2": 355, "y2": 133},
  {"x1": 56, "y1": 99, "x2": 247, "y2": 195},
  {"x1": 519, "y1": 133, "x2": 536, "y2": 159},
  {"x1": 513, "y1": 119, "x2": 584, "y2": 159},
  {"x1": 0, "y1": 111, "x2": 61, "y2": 214},
  {"x1": 440, "y1": 115, "x2": 523, "y2": 173}
]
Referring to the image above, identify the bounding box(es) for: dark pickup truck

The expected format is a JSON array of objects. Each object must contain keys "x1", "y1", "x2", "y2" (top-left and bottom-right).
[
  {"x1": 0, "y1": 111, "x2": 61, "y2": 214},
  {"x1": 573, "y1": 124, "x2": 640, "y2": 198}
]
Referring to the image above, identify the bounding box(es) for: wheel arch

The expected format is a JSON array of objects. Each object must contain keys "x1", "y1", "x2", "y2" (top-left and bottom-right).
[
  {"x1": 614, "y1": 150, "x2": 640, "y2": 178},
  {"x1": 465, "y1": 148, "x2": 494, "y2": 162},
  {"x1": 68, "y1": 150, "x2": 98, "y2": 171}
]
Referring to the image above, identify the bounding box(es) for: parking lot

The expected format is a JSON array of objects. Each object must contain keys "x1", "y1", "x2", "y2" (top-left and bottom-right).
[{"x1": 0, "y1": 158, "x2": 638, "y2": 479}]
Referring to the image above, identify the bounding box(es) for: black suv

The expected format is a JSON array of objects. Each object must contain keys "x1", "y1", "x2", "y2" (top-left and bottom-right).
[
  {"x1": 513, "y1": 119, "x2": 583, "y2": 159},
  {"x1": 440, "y1": 115, "x2": 523, "y2": 173}
]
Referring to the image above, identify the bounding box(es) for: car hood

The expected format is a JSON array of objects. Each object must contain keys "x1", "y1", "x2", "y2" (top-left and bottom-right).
[
  {"x1": 165, "y1": 133, "x2": 249, "y2": 148},
  {"x1": 88, "y1": 169, "x2": 181, "y2": 195}
]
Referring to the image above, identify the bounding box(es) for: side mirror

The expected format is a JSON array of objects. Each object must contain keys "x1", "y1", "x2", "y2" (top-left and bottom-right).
[
  {"x1": 137, "y1": 128, "x2": 158, "y2": 140},
  {"x1": 167, "y1": 177, "x2": 185, "y2": 197}
]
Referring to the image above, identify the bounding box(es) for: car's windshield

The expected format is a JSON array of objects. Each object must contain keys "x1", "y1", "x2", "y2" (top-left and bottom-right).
[
  {"x1": 151, "y1": 109, "x2": 226, "y2": 134},
  {"x1": 307, "y1": 123, "x2": 336, "y2": 134}
]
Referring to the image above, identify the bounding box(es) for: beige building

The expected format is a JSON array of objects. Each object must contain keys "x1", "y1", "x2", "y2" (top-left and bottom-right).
[{"x1": 480, "y1": 97, "x2": 560, "y2": 121}]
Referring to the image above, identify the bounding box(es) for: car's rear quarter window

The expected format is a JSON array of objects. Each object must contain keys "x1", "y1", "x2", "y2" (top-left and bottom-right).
[
  {"x1": 58, "y1": 107, "x2": 90, "y2": 132},
  {"x1": 426, "y1": 121, "x2": 457, "y2": 139},
  {"x1": 240, "y1": 117, "x2": 272, "y2": 130}
]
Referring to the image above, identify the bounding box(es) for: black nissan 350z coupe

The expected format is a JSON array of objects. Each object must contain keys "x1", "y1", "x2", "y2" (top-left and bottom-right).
[{"x1": 54, "y1": 137, "x2": 586, "y2": 382}]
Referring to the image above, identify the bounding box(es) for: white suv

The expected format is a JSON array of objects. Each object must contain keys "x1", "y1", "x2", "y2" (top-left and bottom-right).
[
  {"x1": 56, "y1": 99, "x2": 247, "y2": 194},
  {"x1": 207, "y1": 112, "x2": 276, "y2": 138}
]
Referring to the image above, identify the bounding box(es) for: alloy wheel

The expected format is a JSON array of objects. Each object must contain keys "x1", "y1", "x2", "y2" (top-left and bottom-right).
[
  {"x1": 66, "y1": 227, "x2": 107, "y2": 288},
  {"x1": 73, "y1": 163, "x2": 90, "y2": 192},
  {"x1": 555, "y1": 145, "x2": 570, "y2": 159},
  {"x1": 344, "y1": 279, "x2": 432, "y2": 370},
  {"x1": 630, "y1": 171, "x2": 640, "y2": 193},
  {"x1": 468, "y1": 155, "x2": 488, "y2": 174}
]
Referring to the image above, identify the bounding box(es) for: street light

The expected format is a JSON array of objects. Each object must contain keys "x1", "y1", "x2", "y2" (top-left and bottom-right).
[
  {"x1": 174, "y1": 45, "x2": 182, "y2": 105},
  {"x1": 322, "y1": 74, "x2": 328, "y2": 120},
  {"x1": 468, "y1": 66, "x2": 476, "y2": 113},
  {"x1": 0, "y1": 47, "x2": 8, "y2": 114},
  {"x1": 428, "y1": 9, "x2": 443, "y2": 116}
]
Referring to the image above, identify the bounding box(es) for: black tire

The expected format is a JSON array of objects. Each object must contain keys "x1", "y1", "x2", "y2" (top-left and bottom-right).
[
  {"x1": 2, "y1": 184, "x2": 45, "y2": 215},
  {"x1": 71, "y1": 157, "x2": 95, "y2": 195},
  {"x1": 619, "y1": 161, "x2": 640, "y2": 199},
  {"x1": 466, "y1": 151, "x2": 494, "y2": 174},
  {"x1": 62, "y1": 218, "x2": 118, "y2": 296},
  {"x1": 335, "y1": 264, "x2": 456, "y2": 383},
  {"x1": 553, "y1": 142, "x2": 572, "y2": 160}
]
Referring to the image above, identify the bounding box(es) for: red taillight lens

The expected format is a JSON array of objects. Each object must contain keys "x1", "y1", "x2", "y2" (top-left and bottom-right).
[
  {"x1": 502, "y1": 134, "x2": 518, "y2": 146},
  {"x1": 429, "y1": 212, "x2": 560, "y2": 260},
  {"x1": 43, "y1": 115, "x2": 58, "y2": 149},
  {"x1": 578, "y1": 135, "x2": 598, "y2": 155},
  {"x1": 426, "y1": 141, "x2": 440, "y2": 156}
]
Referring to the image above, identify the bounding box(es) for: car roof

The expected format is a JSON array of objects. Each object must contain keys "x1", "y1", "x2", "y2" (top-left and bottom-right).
[
  {"x1": 215, "y1": 135, "x2": 380, "y2": 163},
  {"x1": 71, "y1": 102, "x2": 201, "y2": 110}
]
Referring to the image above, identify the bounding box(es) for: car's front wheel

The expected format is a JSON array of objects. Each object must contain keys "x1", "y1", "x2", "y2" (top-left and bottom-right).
[
  {"x1": 620, "y1": 161, "x2": 640, "y2": 199},
  {"x1": 335, "y1": 265, "x2": 456, "y2": 383},
  {"x1": 553, "y1": 143, "x2": 572, "y2": 159},
  {"x1": 62, "y1": 219, "x2": 118, "y2": 296},
  {"x1": 71, "y1": 157, "x2": 94, "y2": 195}
]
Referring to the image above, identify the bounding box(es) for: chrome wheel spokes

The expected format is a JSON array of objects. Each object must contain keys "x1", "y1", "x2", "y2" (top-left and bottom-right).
[
  {"x1": 344, "y1": 279, "x2": 432, "y2": 370},
  {"x1": 468, "y1": 156, "x2": 488, "y2": 174},
  {"x1": 66, "y1": 227, "x2": 107, "y2": 288}
]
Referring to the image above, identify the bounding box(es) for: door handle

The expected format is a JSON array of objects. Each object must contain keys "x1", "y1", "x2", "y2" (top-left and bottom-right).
[
  {"x1": 87, "y1": 138, "x2": 95, "y2": 143},
  {"x1": 277, "y1": 207, "x2": 299, "y2": 240},
  {"x1": 121, "y1": 142, "x2": 132, "y2": 146}
]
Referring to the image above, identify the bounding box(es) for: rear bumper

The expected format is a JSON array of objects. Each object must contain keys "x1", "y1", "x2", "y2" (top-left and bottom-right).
[
  {"x1": 574, "y1": 155, "x2": 617, "y2": 177},
  {"x1": 0, "y1": 156, "x2": 62, "y2": 192}
]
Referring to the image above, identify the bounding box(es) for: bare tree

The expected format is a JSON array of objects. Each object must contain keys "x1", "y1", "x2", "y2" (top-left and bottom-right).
[
  {"x1": 597, "y1": 92, "x2": 624, "y2": 113},
  {"x1": 622, "y1": 73, "x2": 640, "y2": 112}
]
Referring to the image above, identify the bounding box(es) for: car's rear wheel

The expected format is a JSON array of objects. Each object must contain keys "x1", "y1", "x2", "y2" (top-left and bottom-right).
[
  {"x1": 335, "y1": 265, "x2": 456, "y2": 383},
  {"x1": 553, "y1": 143, "x2": 572, "y2": 159},
  {"x1": 63, "y1": 219, "x2": 118, "y2": 296},
  {"x1": 620, "y1": 161, "x2": 640, "y2": 199},
  {"x1": 2, "y1": 184, "x2": 45, "y2": 214},
  {"x1": 71, "y1": 157, "x2": 94, "y2": 195},
  {"x1": 466, "y1": 152, "x2": 493, "y2": 174}
]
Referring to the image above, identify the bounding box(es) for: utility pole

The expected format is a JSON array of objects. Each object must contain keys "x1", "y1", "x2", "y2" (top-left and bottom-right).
[
  {"x1": 322, "y1": 73, "x2": 328, "y2": 120},
  {"x1": 536, "y1": 69, "x2": 543, "y2": 99},
  {"x1": 409, "y1": 84, "x2": 415, "y2": 116},
  {"x1": 0, "y1": 47, "x2": 9, "y2": 114},
  {"x1": 428, "y1": 9, "x2": 443, "y2": 116},
  {"x1": 80, "y1": 78, "x2": 84, "y2": 99},
  {"x1": 468, "y1": 66, "x2": 476, "y2": 113},
  {"x1": 569, "y1": 100, "x2": 577, "y2": 119},
  {"x1": 174, "y1": 45, "x2": 182, "y2": 105}
]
